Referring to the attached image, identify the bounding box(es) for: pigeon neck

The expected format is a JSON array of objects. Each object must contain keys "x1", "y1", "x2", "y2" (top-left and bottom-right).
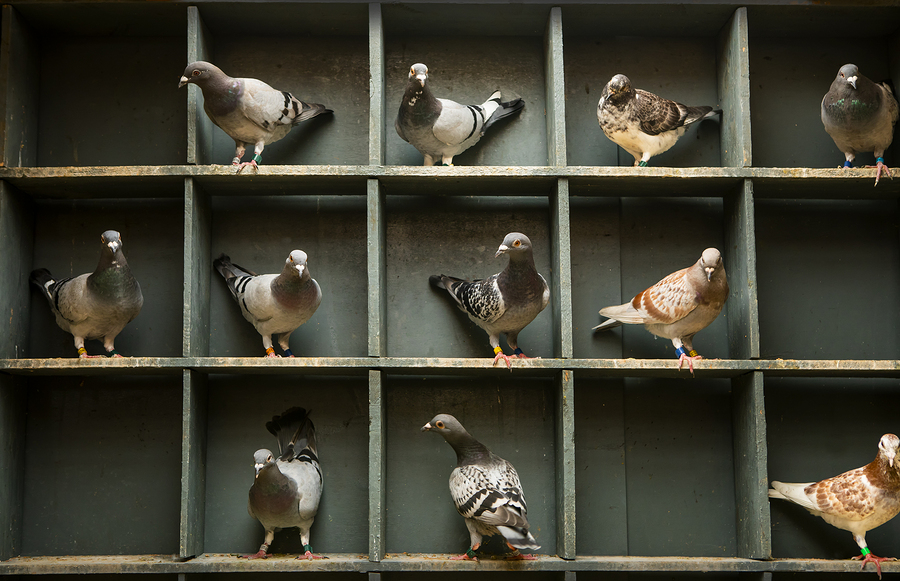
[
  {"x1": 251, "y1": 463, "x2": 297, "y2": 500},
  {"x1": 402, "y1": 81, "x2": 435, "y2": 113},
  {"x1": 88, "y1": 251, "x2": 134, "y2": 292},
  {"x1": 202, "y1": 74, "x2": 242, "y2": 116},
  {"x1": 503, "y1": 250, "x2": 537, "y2": 276},
  {"x1": 866, "y1": 456, "x2": 900, "y2": 491},
  {"x1": 447, "y1": 435, "x2": 492, "y2": 466}
]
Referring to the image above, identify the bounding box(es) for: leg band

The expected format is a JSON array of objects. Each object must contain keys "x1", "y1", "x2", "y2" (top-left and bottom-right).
[
  {"x1": 252, "y1": 153, "x2": 263, "y2": 163},
  {"x1": 107, "y1": 349, "x2": 120, "y2": 357},
  {"x1": 861, "y1": 547, "x2": 872, "y2": 556},
  {"x1": 675, "y1": 346, "x2": 687, "y2": 357},
  {"x1": 265, "y1": 347, "x2": 275, "y2": 356},
  {"x1": 466, "y1": 548, "x2": 477, "y2": 559},
  {"x1": 493, "y1": 346, "x2": 503, "y2": 355},
  {"x1": 282, "y1": 348, "x2": 293, "y2": 357},
  {"x1": 513, "y1": 347, "x2": 524, "y2": 356},
  {"x1": 77, "y1": 347, "x2": 87, "y2": 356},
  {"x1": 304, "y1": 544, "x2": 312, "y2": 554},
  {"x1": 688, "y1": 349, "x2": 698, "y2": 357},
  {"x1": 877, "y1": 157, "x2": 885, "y2": 164},
  {"x1": 844, "y1": 160, "x2": 853, "y2": 168}
]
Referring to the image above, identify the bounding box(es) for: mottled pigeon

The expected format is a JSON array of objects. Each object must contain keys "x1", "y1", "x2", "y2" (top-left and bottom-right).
[
  {"x1": 244, "y1": 407, "x2": 324, "y2": 560},
  {"x1": 422, "y1": 414, "x2": 539, "y2": 560},
  {"x1": 179, "y1": 61, "x2": 332, "y2": 172},
  {"x1": 213, "y1": 250, "x2": 321, "y2": 358},
  {"x1": 429, "y1": 232, "x2": 549, "y2": 369},
  {"x1": 396, "y1": 63, "x2": 524, "y2": 166},
  {"x1": 29, "y1": 230, "x2": 143, "y2": 358},
  {"x1": 597, "y1": 73, "x2": 720, "y2": 166},
  {"x1": 593, "y1": 247, "x2": 728, "y2": 373}
]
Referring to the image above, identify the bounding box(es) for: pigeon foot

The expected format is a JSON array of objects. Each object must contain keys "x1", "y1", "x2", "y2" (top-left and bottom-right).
[
  {"x1": 865, "y1": 160, "x2": 892, "y2": 186},
  {"x1": 677, "y1": 352, "x2": 702, "y2": 375},
  {"x1": 298, "y1": 551, "x2": 326, "y2": 560},
  {"x1": 81, "y1": 354, "x2": 104, "y2": 359},
  {"x1": 240, "y1": 550, "x2": 268, "y2": 560},
  {"x1": 492, "y1": 350, "x2": 513, "y2": 370},
  {"x1": 506, "y1": 552, "x2": 538, "y2": 561},
  {"x1": 853, "y1": 552, "x2": 896, "y2": 579},
  {"x1": 236, "y1": 160, "x2": 258, "y2": 174}
]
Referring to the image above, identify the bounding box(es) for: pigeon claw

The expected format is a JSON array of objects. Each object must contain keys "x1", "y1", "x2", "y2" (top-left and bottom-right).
[
  {"x1": 506, "y1": 553, "x2": 538, "y2": 561},
  {"x1": 865, "y1": 161, "x2": 892, "y2": 186},
  {"x1": 450, "y1": 553, "x2": 477, "y2": 561},
  {"x1": 492, "y1": 351, "x2": 513, "y2": 370},
  {"x1": 236, "y1": 160, "x2": 259, "y2": 174},
  {"x1": 677, "y1": 353, "x2": 703, "y2": 375},
  {"x1": 240, "y1": 550, "x2": 268, "y2": 560},
  {"x1": 299, "y1": 551, "x2": 326, "y2": 560},
  {"x1": 852, "y1": 552, "x2": 896, "y2": 579}
]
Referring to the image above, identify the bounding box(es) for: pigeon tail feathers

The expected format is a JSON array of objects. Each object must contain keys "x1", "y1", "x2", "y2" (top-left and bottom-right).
[
  {"x1": 497, "y1": 525, "x2": 541, "y2": 551},
  {"x1": 266, "y1": 407, "x2": 317, "y2": 461}
]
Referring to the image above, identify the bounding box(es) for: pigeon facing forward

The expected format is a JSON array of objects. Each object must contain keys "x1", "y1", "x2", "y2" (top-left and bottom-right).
[
  {"x1": 422, "y1": 414, "x2": 539, "y2": 561},
  {"x1": 396, "y1": 63, "x2": 524, "y2": 166},
  {"x1": 29, "y1": 230, "x2": 143, "y2": 358},
  {"x1": 769, "y1": 434, "x2": 900, "y2": 579},
  {"x1": 429, "y1": 232, "x2": 549, "y2": 369},
  {"x1": 214, "y1": 250, "x2": 321, "y2": 358},
  {"x1": 597, "y1": 73, "x2": 720, "y2": 167},
  {"x1": 821, "y1": 63, "x2": 899, "y2": 185},
  {"x1": 244, "y1": 407, "x2": 324, "y2": 560},
  {"x1": 179, "y1": 61, "x2": 332, "y2": 172},
  {"x1": 593, "y1": 248, "x2": 728, "y2": 373}
]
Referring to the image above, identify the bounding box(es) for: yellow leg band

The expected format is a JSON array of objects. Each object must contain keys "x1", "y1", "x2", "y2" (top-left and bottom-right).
[
  {"x1": 493, "y1": 346, "x2": 503, "y2": 355},
  {"x1": 77, "y1": 347, "x2": 87, "y2": 356},
  {"x1": 265, "y1": 347, "x2": 275, "y2": 356},
  {"x1": 688, "y1": 350, "x2": 699, "y2": 357}
]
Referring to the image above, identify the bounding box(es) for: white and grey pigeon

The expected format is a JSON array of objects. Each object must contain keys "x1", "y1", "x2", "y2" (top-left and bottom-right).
[
  {"x1": 429, "y1": 232, "x2": 549, "y2": 369},
  {"x1": 29, "y1": 230, "x2": 143, "y2": 358},
  {"x1": 597, "y1": 73, "x2": 721, "y2": 167},
  {"x1": 821, "y1": 63, "x2": 899, "y2": 186},
  {"x1": 422, "y1": 414, "x2": 539, "y2": 561},
  {"x1": 179, "y1": 61, "x2": 332, "y2": 172},
  {"x1": 593, "y1": 248, "x2": 728, "y2": 374},
  {"x1": 396, "y1": 63, "x2": 524, "y2": 166},
  {"x1": 244, "y1": 407, "x2": 324, "y2": 561},
  {"x1": 769, "y1": 434, "x2": 900, "y2": 579},
  {"x1": 213, "y1": 250, "x2": 321, "y2": 358}
]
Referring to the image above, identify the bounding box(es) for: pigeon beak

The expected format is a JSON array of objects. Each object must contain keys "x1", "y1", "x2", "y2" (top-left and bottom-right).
[
  {"x1": 704, "y1": 267, "x2": 715, "y2": 282},
  {"x1": 416, "y1": 74, "x2": 426, "y2": 87},
  {"x1": 108, "y1": 240, "x2": 120, "y2": 254},
  {"x1": 495, "y1": 244, "x2": 509, "y2": 258},
  {"x1": 295, "y1": 264, "x2": 305, "y2": 276},
  {"x1": 178, "y1": 76, "x2": 190, "y2": 88},
  {"x1": 847, "y1": 75, "x2": 857, "y2": 89},
  {"x1": 254, "y1": 463, "x2": 265, "y2": 477},
  {"x1": 421, "y1": 422, "x2": 433, "y2": 432}
]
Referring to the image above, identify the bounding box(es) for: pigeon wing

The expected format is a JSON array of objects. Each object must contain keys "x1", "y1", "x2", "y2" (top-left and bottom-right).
[
  {"x1": 441, "y1": 274, "x2": 506, "y2": 324},
  {"x1": 450, "y1": 463, "x2": 529, "y2": 529},
  {"x1": 432, "y1": 98, "x2": 484, "y2": 146}
]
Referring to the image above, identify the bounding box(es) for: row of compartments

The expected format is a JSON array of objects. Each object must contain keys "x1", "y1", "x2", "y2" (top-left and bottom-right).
[
  {"x1": 1, "y1": 4, "x2": 898, "y2": 169},
  {"x1": 2, "y1": 372, "x2": 897, "y2": 561}
]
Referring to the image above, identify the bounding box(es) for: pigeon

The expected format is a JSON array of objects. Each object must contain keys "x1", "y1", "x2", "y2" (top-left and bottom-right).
[
  {"x1": 592, "y1": 247, "x2": 728, "y2": 374},
  {"x1": 244, "y1": 407, "x2": 324, "y2": 560},
  {"x1": 597, "y1": 73, "x2": 721, "y2": 167},
  {"x1": 213, "y1": 250, "x2": 321, "y2": 358},
  {"x1": 395, "y1": 63, "x2": 525, "y2": 166},
  {"x1": 429, "y1": 232, "x2": 549, "y2": 369},
  {"x1": 821, "y1": 63, "x2": 899, "y2": 185},
  {"x1": 769, "y1": 434, "x2": 900, "y2": 579},
  {"x1": 422, "y1": 414, "x2": 539, "y2": 561},
  {"x1": 29, "y1": 230, "x2": 143, "y2": 358},
  {"x1": 178, "y1": 61, "x2": 332, "y2": 172}
]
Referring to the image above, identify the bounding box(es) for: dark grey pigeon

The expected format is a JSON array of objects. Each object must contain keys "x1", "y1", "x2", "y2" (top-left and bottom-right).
[
  {"x1": 396, "y1": 63, "x2": 524, "y2": 166},
  {"x1": 30, "y1": 230, "x2": 143, "y2": 358},
  {"x1": 213, "y1": 250, "x2": 321, "y2": 358},
  {"x1": 244, "y1": 407, "x2": 324, "y2": 561},
  {"x1": 429, "y1": 232, "x2": 549, "y2": 369},
  {"x1": 422, "y1": 414, "x2": 539, "y2": 561},
  {"x1": 597, "y1": 73, "x2": 720, "y2": 167},
  {"x1": 821, "y1": 63, "x2": 899, "y2": 185},
  {"x1": 179, "y1": 61, "x2": 332, "y2": 172}
]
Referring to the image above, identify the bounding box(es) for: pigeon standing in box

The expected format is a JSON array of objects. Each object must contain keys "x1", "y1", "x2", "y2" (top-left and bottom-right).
[
  {"x1": 179, "y1": 61, "x2": 332, "y2": 172},
  {"x1": 214, "y1": 250, "x2": 321, "y2": 358},
  {"x1": 429, "y1": 232, "x2": 549, "y2": 369},
  {"x1": 29, "y1": 230, "x2": 143, "y2": 358},
  {"x1": 244, "y1": 407, "x2": 324, "y2": 560},
  {"x1": 422, "y1": 414, "x2": 539, "y2": 560},
  {"x1": 821, "y1": 63, "x2": 899, "y2": 186},
  {"x1": 769, "y1": 434, "x2": 900, "y2": 579},
  {"x1": 396, "y1": 63, "x2": 524, "y2": 166},
  {"x1": 597, "y1": 73, "x2": 720, "y2": 167},
  {"x1": 593, "y1": 247, "x2": 728, "y2": 374}
]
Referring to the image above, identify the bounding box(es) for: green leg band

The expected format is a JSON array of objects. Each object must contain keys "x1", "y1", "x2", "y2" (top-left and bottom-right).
[
  {"x1": 252, "y1": 153, "x2": 262, "y2": 163},
  {"x1": 861, "y1": 547, "x2": 872, "y2": 556},
  {"x1": 466, "y1": 548, "x2": 477, "y2": 559},
  {"x1": 304, "y1": 544, "x2": 312, "y2": 554},
  {"x1": 107, "y1": 350, "x2": 120, "y2": 357}
]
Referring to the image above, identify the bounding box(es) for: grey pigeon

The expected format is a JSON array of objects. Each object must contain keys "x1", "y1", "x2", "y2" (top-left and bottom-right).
[
  {"x1": 422, "y1": 414, "x2": 539, "y2": 561},
  {"x1": 597, "y1": 73, "x2": 720, "y2": 167},
  {"x1": 769, "y1": 434, "x2": 900, "y2": 579},
  {"x1": 593, "y1": 248, "x2": 728, "y2": 374},
  {"x1": 396, "y1": 63, "x2": 524, "y2": 166},
  {"x1": 179, "y1": 61, "x2": 332, "y2": 172},
  {"x1": 821, "y1": 63, "x2": 899, "y2": 185},
  {"x1": 244, "y1": 407, "x2": 324, "y2": 560},
  {"x1": 29, "y1": 230, "x2": 143, "y2": 358},
  {"x1": 429, "y1": 232, "x2": 549, "y2": 369},
  {"x1": 213, "y1": 250, "x2": 321, "y2": 358}
]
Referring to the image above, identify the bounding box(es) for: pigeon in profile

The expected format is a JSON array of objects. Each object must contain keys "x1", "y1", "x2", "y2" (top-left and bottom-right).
[
  {"x1": 244, "y1": 407, "x2": 324, "y2": 560},
  {"x1": 29, "y1": 230, "x2": 143, "y2": 358},
  {"x1": 396, "y1": 63, "x2": 524, "y2": 166},
  {"x1": 593, "y1": 248, "x2": 728, "y2": 374},
  {"x1": 178, "y1": 61, "x2": 332, "y2": 172},
  {"x1": 213, "y1": 250, "x2": 321, "y2": 358},
  {"x1": 422, "y1": 414, "x2": 539, "y2": 561},
  {"x1": 821, "y1": 63, "x2": 899, "y2": 185},
  {"x1": 769, "y1": 434, "x2": 900, "y2": 579},
  {"x1": 597, "y1": 73, "x2": 720, "y2": 167},
  {"x1": 429, "y1": 232, "x2": 549, "y2": 369}
]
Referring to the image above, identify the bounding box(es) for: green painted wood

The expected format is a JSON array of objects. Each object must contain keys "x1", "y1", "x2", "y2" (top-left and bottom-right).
[
  {"x1": 551, "y1": 179, "x2": 573, "y2": 358},
  {"x1": 180, "y1": 369, "x2": 209, "y2": 559},
  {"x1": 184, "y1": 178, "x2": 211, "y2": 358},
  {"x1": 716, "y1": 7, "x2": 751, "y2": 167},
  {"x1": 186, "y1": 7, "x2": 213, "y2": 165},
  {"x1": 367, "y1": 179, "x2": 386, "y2": 356},
  {"x1": 368, "y1": 369, "x2": 385, "y2": 562},
  {"x1": 724, "y1": 179, "x2": 760, "y2": 359},
  {"x1": 556, "y1": 370, "x2": 576, "y2": 559},
  {"x1": 0, "y1": 182, "x2": 33, "y2": 359},
  {"x1": 368, "y1": 3, "x2": 385, "y2": 166},
  {"x1": 544, "y1": 7, "x2": 566, "y2": 167},
  {"x1": 732, "y1": 372, "x2": 770, "y2": 559},
  {"x1": 0, "y1": 375, "x2": 26, "y2": 560},
  {"x1": 0, "y1": 6, "x2": 38, "y2": 168}
]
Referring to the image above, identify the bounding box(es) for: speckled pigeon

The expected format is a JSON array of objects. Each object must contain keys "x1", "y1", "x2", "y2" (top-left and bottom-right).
[
  {"x1": 213, "y1": 250, "x2": 321, "y2": 358},
  {"x1": 597, "y1": 73, "x2": 720, "y2": 167},
  {"x1": 821, "y1": 63, "x2": 899, "y2": 185},
  {"x1": 422, "y1": 414, "x2": 539, "y2": 561},
  {"x1": 29, "y1": 230, "x2": 143, "y2": 358},
  {"x1": 244, "y1": 407, "x2": 324, "y2": 560},
  {"x1": 179, "y1": 61, "x2": 332, "y2": 172},
  {"x1": 396, "y1": 63, "x2": 524, "y2": 166},
  {"x1": 769, "y1": 434, "x2": 900, "y2": 579},
  {"x1": 429, "y1": 232, "x2": 549, "y2": 369},
  {"x1": 593, "y1": 247, "x2": 728, "y2": 373}
]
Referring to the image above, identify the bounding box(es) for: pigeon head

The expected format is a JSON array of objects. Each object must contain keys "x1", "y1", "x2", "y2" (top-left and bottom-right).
[
  {"x1": 878, "y1": 434, "x2": 900, "y2": 468},
  {"x1": 836, "y1": 64, "x2": 860, "y2": 90},
  {"x1": 101, "y1": 230, "x2": 122, "y2": 255},
  {"x1": 606, "y1": 74, "x2": 633, "y2": 97},
  {"x1": 179, "y1": 61, "x2": 224, "y2": 88},
  {"x1": 699, "y1": 248, "x2": 723, "y2": 282},
  {"x1": 422, "y1": 414, "x2": 472, "y2": 442},
  {"x1": 408, "y1": 63, "x2": 428, "y2": 88},
  {"x1": 253, "y1": 448, "x2": 275, "y2": 477},
  {"x1": 495, "y1": 232, "x2": 533, "y2": 259},
  {"x1": 286, "y1": 250, "x2": 309, "y2": 277}
]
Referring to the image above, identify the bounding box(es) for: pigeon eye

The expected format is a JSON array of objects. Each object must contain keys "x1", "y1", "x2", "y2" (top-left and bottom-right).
[
  {"x1": 192, "y1": 70, "x2": 201, "y2": 77},
  {"x1": 513, "y1": 240, "x2": 521, "y2": 247},
  {"x1": 435, "y1": 421, "x2": 445, "y2": 429}
]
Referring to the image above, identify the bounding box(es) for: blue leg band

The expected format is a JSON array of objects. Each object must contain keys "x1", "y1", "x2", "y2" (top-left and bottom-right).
[
  {"x1": 282, "y1": 349, "x2": 293, "y2": 357},
  {"x1": 513, "y1": 347, "x2": 524, "y2": 356},
  {"x1": 877, "y1": 157, "x2": 885, "y2": 164},
  {"x1": 843, "y1": 160, "x2": 853, "y2": 168},
  {"x1": 675, "y1": 346, "x2": 688, "y2": 358}
]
